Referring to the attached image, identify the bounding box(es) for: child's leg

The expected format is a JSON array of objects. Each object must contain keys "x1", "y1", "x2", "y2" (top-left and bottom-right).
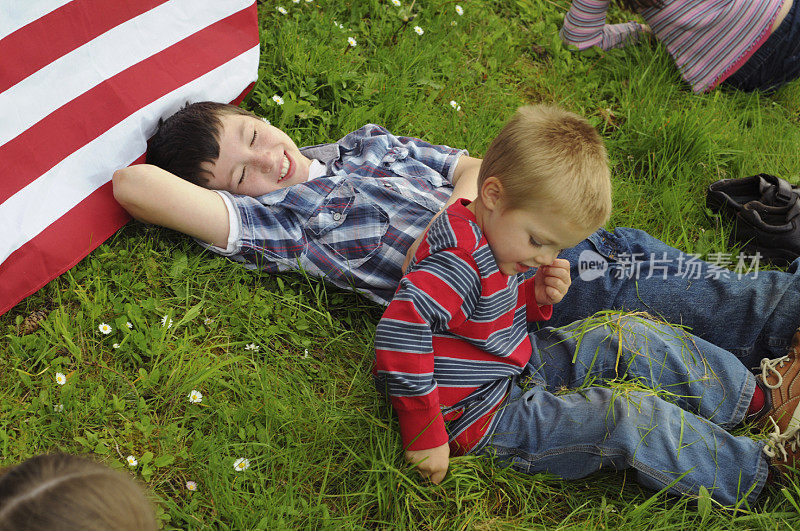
[
  {"x1": 552, "y1": 227, "x2": 800, "y2": 366},
  {"x1": 532, "y1": 314, "x2": 755, "y2": 427},
  {"x1": 481, "y1": 384, "x2": 768, "y2": 506},
  {"x1": 478, "y1": 314, "x2": 770, "y2": 506},
  {"x1": 723, "y1": 1, "x2": 800, "y2": 92}
]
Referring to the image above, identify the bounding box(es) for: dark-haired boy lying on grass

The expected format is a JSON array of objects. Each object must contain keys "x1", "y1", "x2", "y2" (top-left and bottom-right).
[{"x1": 113, "y1": 101, "x2": 800, "y2": 379}]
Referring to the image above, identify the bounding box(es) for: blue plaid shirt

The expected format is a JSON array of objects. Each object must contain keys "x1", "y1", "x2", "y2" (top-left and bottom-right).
[{"x1": 200, "y1": 124, "x2": 466, "y2": 305}]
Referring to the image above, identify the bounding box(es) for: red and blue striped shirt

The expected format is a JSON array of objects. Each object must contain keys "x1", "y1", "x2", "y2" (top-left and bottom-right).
[
  {"x1": 374, "y1": 200, "x2": 551, "y2": 454},
  {"x1": 560, "y1": 0, "x2": 784, "y2": 92}
]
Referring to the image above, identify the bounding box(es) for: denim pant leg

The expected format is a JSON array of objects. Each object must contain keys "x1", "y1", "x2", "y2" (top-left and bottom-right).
[
  {"x1": 550, "y1": 227, "x2": 800, "y2": 366},
  {"x1": 724, "y1": 0, "x2": 800, "y2": 92},
  {"x1": 481, "y1": 315, "x2": 769, "y2": 506}
]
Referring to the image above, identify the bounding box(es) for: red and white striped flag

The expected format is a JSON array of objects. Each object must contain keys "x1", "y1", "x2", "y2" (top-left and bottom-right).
[{"x1": 0, "y1": 0, "x2": 259, "y2": 316}]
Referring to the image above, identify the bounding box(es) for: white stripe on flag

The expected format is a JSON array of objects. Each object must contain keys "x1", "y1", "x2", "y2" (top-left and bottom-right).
[
  {"x1": 0, "y1": 0, "x2": 251, "y2": 146},
  {"x1": 0, "y1": 0, "x2": 73, "y2": 40},
  {"x1": 0, "y1": 44, "x2": 259, "y2": 263}
]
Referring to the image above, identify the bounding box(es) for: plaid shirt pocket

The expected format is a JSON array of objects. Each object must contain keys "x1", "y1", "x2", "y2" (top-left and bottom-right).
[
  {"x1": 381, "y1": 148, "x2": 448, "y2": 212},
  {"x1": 306, "y1": 181, "x2": 389, "y2": 268}
]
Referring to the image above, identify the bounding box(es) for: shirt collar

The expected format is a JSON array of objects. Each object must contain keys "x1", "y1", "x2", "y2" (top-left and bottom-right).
[{"x1": 299, "y1": 142, "x2": 341, "y2": 174}]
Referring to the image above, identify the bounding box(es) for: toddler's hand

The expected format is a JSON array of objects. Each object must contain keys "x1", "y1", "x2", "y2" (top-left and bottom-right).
[
  {"x1": 639, "y1": 24, "x2": 655, "y2": 44},
  {"x1": 405, "y1": 443, "x2": 450, "y2": 484},
  {"x1": 533, "y1": 258, "x2": 571, "y2": 305}
]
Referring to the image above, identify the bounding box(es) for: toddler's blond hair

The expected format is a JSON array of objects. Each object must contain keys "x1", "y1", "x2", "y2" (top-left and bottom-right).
[{"x1": 478, "y1": 105, "x2": 611, "y2": 228}]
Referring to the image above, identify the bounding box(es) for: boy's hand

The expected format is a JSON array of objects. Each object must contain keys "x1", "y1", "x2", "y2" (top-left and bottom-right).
[
  {"x1": 533, "y1": 258, "x2": 571, "y2": 305},
  {"x1": 405, "y1": 443, "x2": 450, "y2": 484}
]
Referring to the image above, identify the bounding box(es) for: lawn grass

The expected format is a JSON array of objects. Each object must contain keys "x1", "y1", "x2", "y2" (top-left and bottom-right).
[{"x1": 3, "y1": 0, "x2": 800, "y2": 528}]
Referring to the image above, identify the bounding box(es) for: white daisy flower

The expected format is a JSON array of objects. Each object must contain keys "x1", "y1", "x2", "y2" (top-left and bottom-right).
[
  {"x1": 455, "y1": 4, "x2": 464, "y2": 15},
  {"x1": 204, "y1": 317, "x2": 214, "y2": 325},
  {"x1": 126, "y1": 455, "x2": 138, "y2": 467},
  {"x1": 451, "y1": 20, "x2": 457, "y2": 26},
  {"x1": 339, "y1": 23, "x2": 345, "y2": 29},
  {"x1": 113, "y1": 343, "x2": 120, "y2": 349},
  {"x1": 186, "y1": 481, "x2": 198, "y2": 491},
  {"x1": 413, "y1": 26, "x2": 424, "y2": 35},
  {"x1": 449, "y1": 100, "x2": 462, "y2": 111},
  {"x1": 348, "y1": 36, "x2": 357, "y2": 47},
  {"x1": 233, "y1": 458, "x2": 250, "y2": 471},
  {"x1": 53, "y1": 404, "x2": 64, "y2": 412},
  {"x1": 293, "y1": 0, "x2": 300, "y2": 3},
  {"x1": 126, "y1": 321, "x2": 133, "y2": 329},
  {"x1": 55, "y1": 372, "x2": 66, "y2": 385},
  {"x1": 161, "y1": 315, "x2": 173, "y2": 328},
  {"x1": 305, "y1": 0, "x2": 313, "y2": 3},
  {"x1": 391, "y1": 0, "x2": 401, "y2": 5},
  {"x1": 272, "y1": 95, "x2": 284, "y2": 105},
  {"x1": 98, "y1": 322, "x2": 112, "y2": 334},
  {"x1": 277, "y1": 6, "x2": 287, "y2": 14},
  {"x1": 188, "y1": 390, "x2": 203, "y2": 404}
]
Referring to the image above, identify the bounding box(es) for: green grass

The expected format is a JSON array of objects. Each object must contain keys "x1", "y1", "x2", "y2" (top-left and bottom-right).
[{"x1": 3, "y1": 0, "x2": 800, "y2": 528}]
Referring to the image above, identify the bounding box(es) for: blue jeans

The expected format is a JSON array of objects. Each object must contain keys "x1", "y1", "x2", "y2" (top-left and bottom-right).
[
  {"x1": 724, "y1": 0, "x2": 800, "y2": 92},
  {"x1": 547, "y1": 228, "x2": 800, "y2": 367},
  {"x1": 480, "y1": 315, "x2": 769, "y2": 506}
]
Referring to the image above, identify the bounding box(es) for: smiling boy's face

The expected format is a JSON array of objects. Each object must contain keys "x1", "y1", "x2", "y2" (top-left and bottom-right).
[{"x1": 200, "y1": 113, "x2": 312, "y2": 196}]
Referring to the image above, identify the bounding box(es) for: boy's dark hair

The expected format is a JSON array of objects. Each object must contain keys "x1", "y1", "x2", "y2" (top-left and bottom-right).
[
  {"x1": 0, "y1": 453, "x2": 157, "y2": 530},
  {"x1": 146, "y1": 101, "x2": 256, "y2": 187},
  {"x1": 615, "y1": 0, "x2": 663, "y2": 10}
]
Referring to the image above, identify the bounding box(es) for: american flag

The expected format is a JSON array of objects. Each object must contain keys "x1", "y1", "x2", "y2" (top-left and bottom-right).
[{"x1": 0, "y1": 0, "x2": 260, "y2": 316}]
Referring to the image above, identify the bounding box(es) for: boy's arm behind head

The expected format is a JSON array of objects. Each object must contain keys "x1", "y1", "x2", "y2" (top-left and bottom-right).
[{"x1": 112, "y1": 163, "x2": 230, "y2": 248}]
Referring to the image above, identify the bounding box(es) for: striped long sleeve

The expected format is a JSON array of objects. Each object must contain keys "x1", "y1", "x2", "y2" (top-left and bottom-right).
[
  {"x1": 375, "y1": 248, "x2": 480, "y2": 451},
  {"x1": 560, "y1": 0, "x2": 646, "y2": 50}
]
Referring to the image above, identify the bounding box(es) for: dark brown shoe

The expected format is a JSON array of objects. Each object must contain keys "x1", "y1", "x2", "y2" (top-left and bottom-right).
[
  {"x1": 707, "y1": 174, "x2": 799, "y2": 220},
  {"x1": 731, "y1": 201, "x2": 800, "y2": 267}
]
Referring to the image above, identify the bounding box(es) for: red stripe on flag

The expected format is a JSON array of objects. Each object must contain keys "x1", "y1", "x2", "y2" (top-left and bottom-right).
[
  {"x1": 0, "y1": 181, "x2": 131, "y2": 316},
  {"x1": 0, "y1": 0, "x2": 170, "y2": 93},
  {"x1": 0, "y1": 5, "x2": 259, "y2": 203},
  {"x1": 0, "y1": 77, "x2": 257, "y2": 316},
  {"x1": 231, "y1": 82, "x2": 256, "y2": 107}
]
